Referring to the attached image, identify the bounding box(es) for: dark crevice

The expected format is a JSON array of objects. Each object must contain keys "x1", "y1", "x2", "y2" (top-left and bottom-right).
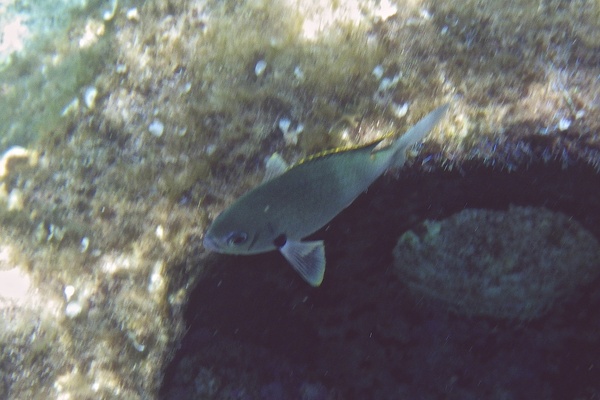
[{"x1": 162, "y1": 162, "x2": 600, "y2": 399}]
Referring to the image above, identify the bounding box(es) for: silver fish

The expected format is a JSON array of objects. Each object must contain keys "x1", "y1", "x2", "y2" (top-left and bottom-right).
[{"x1": 203, "y1": 104, "x2": 448, "y2": 286}]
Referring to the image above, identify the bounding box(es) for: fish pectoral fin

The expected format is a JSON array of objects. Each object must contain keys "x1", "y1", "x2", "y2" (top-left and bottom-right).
[
  {"x1": 263, "y1": 153, "x2": 289, "y2": 182},
  {"x1": 279, "y1": 240, "x2": 326, "y2": 287}
]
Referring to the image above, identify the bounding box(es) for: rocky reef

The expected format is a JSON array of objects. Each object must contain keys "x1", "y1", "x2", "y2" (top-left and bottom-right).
[
  {"x1": 393, "y1": 206, "x2": 600, "y2": 320},
  {"x1": 0, "y1": 0, "x2": 599, "y2": 398}
]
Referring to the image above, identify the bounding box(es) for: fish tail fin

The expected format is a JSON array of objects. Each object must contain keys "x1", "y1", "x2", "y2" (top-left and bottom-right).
[{"x1": 390, "y1": 104, "x2": 449, "y2": 168}]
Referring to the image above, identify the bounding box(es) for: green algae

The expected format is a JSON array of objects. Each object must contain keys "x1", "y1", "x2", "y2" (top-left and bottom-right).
[{"x1": 0, "y1": 29, "x2": 112, "y2": 152}]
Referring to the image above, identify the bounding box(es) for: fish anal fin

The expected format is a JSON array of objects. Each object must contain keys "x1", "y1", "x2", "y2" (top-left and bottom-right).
[
  {"x1": 263, "y1": 153, "x2": 289, "y2": 182},
  {"x1": 279, "y1": 240, "x2": 325, "y2": 287}
]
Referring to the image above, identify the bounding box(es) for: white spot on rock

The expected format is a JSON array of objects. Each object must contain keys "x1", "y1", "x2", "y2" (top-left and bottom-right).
[
  {"x1": 80, "y1": 237, "x2": 90, "y2": 253},
  {"x1": 126, "y1": 7, "x2": 140, "y2": 22},
  {"x1": 155, "y1": 225, "x2": 164, "y2": 240},
  {"x1": 278, "y1": 117, "x2": 303, "y2": 145},
  {"x1": 205, "y1": 144, "x2": 217, "y2": 156},
  {"x1": 391, "y1": 102, "x2": 409, "y2": 118},
  {"x1": 374, "y1": 0, "x2": 397, "y2": 21},
  {"x1": 148, "y1": 120, "x2": 164, "y2": 137},
  {"x1": 116, "y1": 63, "x2": 127, "y2": 74},
  {"x1": 65, "y1": 301, "x2": 83, "y2": 318},
  {"x1": 372, "y1": 65, "x2": 384, "y2": 80},
  {"x1": 278, "y1": 118, "x2": 291, "y2": 134},
  {"x1": 558, "y1": 117, "x2": 571, "y2": 131},
  {"x1": 61, "y1": 98, "x2": 79, "y2": 116},
  {"x1": 293, "y1": 66, "x2": 304, "y2": 80},
  {"x1": 0, "y1": 146, "x2": 37, "y2": 178},
  {"x1": 64, "y1": 285, "x2": 75, "y2": 301},
  {"x1": 7, "y1": 188, "x2": 24, "y2": 211},
  {"x1": 84, "y1": 86, "x2": 98, "y2": 109},
  {"x1": 0, "y1": 268, "x2": 30, "y2": 302},
  {"x1": 255, "y1": 59, "x2": 267, "y2": 76}
]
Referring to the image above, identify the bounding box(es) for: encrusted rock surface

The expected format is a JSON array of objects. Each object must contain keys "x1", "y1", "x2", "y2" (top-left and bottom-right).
[{"x1": 393, "y1": 206, "x2": 600, "y2": 320}]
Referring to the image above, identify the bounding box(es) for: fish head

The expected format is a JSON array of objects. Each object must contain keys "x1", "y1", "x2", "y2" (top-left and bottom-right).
[{"x1": 203, "y1": 200, "x2": 279, "y2": 256}]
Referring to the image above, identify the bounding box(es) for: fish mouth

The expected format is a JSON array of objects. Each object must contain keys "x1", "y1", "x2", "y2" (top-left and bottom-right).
[{"x1": 203, "y1": 235, "x2": 221, "y2": 252}]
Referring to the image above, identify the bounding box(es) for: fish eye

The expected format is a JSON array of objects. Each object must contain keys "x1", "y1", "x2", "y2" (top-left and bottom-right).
[{"x1": 226, "y1": 231, "x2": 248, "y2": 246}]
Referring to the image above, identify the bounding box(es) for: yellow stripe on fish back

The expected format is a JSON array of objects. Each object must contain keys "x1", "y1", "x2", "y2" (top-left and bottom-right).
[{"x1": 295, "y1": 130, "x2": 397, "y2": 166}]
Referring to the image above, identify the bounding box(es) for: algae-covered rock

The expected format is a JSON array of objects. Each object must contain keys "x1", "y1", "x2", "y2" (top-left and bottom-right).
[
  {"x1": 1, "y1": 0, "x2": 600, "y2": 396},
  {"x1": 393, "y1": 206, "x2": 600, "y2": 320}
]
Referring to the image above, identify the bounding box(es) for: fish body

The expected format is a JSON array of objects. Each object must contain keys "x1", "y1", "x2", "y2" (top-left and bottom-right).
[{"x1": 203, "y1": 105, "x2": 448, "y2": 286}]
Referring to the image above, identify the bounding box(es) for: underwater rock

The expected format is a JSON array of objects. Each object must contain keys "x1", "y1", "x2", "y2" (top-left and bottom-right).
[
  {"x1": 393, "y1": 206, "x2": 600, "y2": 320},
  {"x1": 1, "y1": 0, "x2": 599, "y2": 397}
]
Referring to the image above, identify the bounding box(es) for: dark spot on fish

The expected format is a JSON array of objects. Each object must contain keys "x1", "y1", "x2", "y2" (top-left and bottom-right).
[{"x1": 273, "y1": 234, "x2": 287, "y2": 248}]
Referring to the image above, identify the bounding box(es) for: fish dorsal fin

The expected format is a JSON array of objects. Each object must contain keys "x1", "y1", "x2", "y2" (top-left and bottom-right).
[
  {"x1": 279, "y1": 239, "x2": 326, "y2": 287},
  {"x1": 296, "y1": 138, "x2": 386, "y2": 166},
  {"x1": 263, "y1": 153, "x2": 289, "y2": 182}
]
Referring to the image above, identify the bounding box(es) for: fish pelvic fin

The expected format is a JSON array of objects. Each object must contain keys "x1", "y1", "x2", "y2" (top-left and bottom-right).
[
  {"x1": 390, "y1": 104, "x2": 449, "y2": 168},
  {"x1": 279, "y1": 240, "x2": 326, "y2": 287}
]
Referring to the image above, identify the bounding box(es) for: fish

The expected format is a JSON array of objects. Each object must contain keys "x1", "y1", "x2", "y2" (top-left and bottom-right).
[{"x1": 203, "y1": 104, "x2": 449, "y2": 286}]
